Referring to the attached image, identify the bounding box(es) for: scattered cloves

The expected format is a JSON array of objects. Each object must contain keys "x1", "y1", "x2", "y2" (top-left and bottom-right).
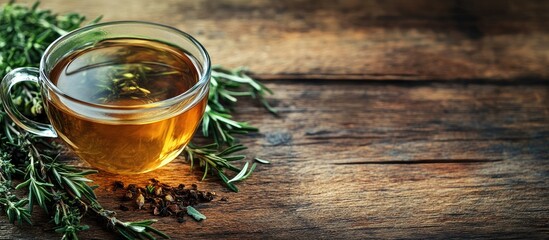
[{"x1": 117, "y1": 178, "x2": 216, "y2": 222}]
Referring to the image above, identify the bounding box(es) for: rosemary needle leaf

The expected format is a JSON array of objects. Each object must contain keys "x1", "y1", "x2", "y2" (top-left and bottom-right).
[
  {"x1": 129, "y1": 225, "x2": 146, "y2": 233},
  {"x1": 227, "y1": 162, "x2": 249, "y2": 183},
  {"x1": 202, "y1": 163, "x2": 209, "y2": 181},
  {"x1": 116, "y1": 227, "x2": 135, "y2": 240},
  {"x1": 62, "y1": 176, "x2": 82, "y2": 198},
  {"x1": 240, "y1": 163, "x2": 257, "y2": 181},
  {"x1": 15, "y1": 179, "x2": 31, "y2": 189},
  {"x1": 218, "y1": 144, "x2": 248, "y2": 156},
  {"x1": 223, "y1": 155, "x2": 246, "y2": 161},
  {"x1": 217, "y1": 171, "x2": 238, "y2": 192},
  {"x1": 145, "y1": 226, "x2": 171, "y2": 239},
  {"x1": 186, "y1": 206, "x2": 206, "y2": 221},
  {"x1": 140, "y1": 231, "x2": 156, "y2": 240},
  {"x1": 254, "y1": 158, "x2": 271, "y2": 164}
]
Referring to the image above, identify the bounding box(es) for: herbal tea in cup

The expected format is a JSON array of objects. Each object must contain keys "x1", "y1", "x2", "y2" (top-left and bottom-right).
[{"x1": 0, "y1": 22, "x2": 210, "y2": 174}]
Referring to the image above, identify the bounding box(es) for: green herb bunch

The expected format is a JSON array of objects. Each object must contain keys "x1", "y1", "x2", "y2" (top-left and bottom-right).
[
  {"x1": 0, "y1": 1, "x2": 89, "y2": 77},
  {"x1": 1, "y1": 2, "x2": 169, "y2": 239}
]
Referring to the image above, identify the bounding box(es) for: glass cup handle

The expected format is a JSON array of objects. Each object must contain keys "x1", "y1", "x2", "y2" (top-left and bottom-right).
[{"x1": 0, "y1": 67, "x2": 57, "y2": 138}]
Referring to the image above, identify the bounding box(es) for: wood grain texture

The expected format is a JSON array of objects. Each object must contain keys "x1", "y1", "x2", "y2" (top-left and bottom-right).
[
  {"x1": 1, "y1": 0, "x2": 548, "y2": 239},
  {"x1": 6, "y1": 0, "x2": 549, "y2": 81},
  {"x1": 1, "y1": 81, "x2": 548, "y2": 239}
]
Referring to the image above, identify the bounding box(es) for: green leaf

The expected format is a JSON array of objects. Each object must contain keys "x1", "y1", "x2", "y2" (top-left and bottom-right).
[
  {"x1": 217, "y1": 171, "x2": 238, "y2": 192},
  {"x1": 15, "y1": 179, "x2": 31, "y2": 189},
  {"x1": 14, "y1": 198, "x2": 29, "y2": 208},
  {"x1": 186, "y1": 206, "x2": 206, "y2": 221},
  {"x1": 223, "y1": 155, "x2": 246, "y2": 161},
  {"x1": 54, "y1": 205, "x2": 61, "y2": 225},
  {"x1": 145, "y1": 226, "x2": 171, "y2": 239},
  {"x1": 62, "y1": 176, "x2": 82, "y2": 198},
  {"x1": 129, "y1": 225, "x2": 146, "y2": 233},
  {"x1": 140, "y1": 231, "x2": 156, "y2": 240},
  {"x1": 116, "y1": 227, "x2": 136, "y2": 240},
  {"x1": 31, "y1": 181, "x2": 46, "y2": 209},
  {"x1": 227, "y1": 162, "x2": 248, "y2": 183},
  {"x1": 241, "y1": 163, "x2": 257, "y2": 181},
  {"x1": 254, "y1": 158, "x2": 270, "y2": 164},
  {"x1": 51, "y1": 167, "x2": 62, "y2": 185},
  {"x1": 218, "y1": 144, "x2": 247, "y2": 156}
]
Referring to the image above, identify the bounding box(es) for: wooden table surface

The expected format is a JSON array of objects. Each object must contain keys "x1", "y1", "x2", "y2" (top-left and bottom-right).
[{"x1": 1, "y1": 0, "x2": 548, "y2": 239}]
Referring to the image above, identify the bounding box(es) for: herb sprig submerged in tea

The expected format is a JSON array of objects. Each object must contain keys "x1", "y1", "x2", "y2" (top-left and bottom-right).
[{"x1": 53, "y1": 38, "x2": 197, "y2": 105}]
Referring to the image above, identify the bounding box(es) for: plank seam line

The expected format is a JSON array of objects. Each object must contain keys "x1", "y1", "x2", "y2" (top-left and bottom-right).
[{"x1": 334, "y1": 159, "x2": 504, "y2": 165}]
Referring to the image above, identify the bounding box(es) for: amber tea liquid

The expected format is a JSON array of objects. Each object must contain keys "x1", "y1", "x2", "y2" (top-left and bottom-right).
[{"x1": 47, "y1": 38, "x2": 207, "y2": 174}]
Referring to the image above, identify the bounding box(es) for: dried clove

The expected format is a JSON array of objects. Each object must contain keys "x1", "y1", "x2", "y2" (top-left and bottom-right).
[
  {"x1": 154, "y1": 186, "x2": 162, "y2": 196},
  {"x1": 136, "y1": 193, "x2": 145, "y2": 209},
  {"x1": 113, "y1": 181, "x2": 124, "y2": 191}
]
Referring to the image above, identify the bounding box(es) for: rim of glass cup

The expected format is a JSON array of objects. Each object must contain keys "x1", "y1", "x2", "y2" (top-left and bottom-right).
[{"x1": 39, "y1": 21, "x2": 211, "y2": 110}]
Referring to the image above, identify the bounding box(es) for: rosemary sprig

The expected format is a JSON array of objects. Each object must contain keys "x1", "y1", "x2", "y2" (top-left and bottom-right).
[
  {"x1": 90, "y1": 202, "x2": 170, "y2": 240},
  {"x1": 186, "y1": 66, "x2": 275, "y2": 192},
  {"x1": 1, "y1": 119, "x2": 168, "y2": 239},
  {"x1": 0, "y1": 152, "x2": 31, "y2": 225},
  {"x1": 202, "y1": 65, "x2": 276, "y2": 146},
  {"x1": 184, "y1": 143, "x2": 257, "y2": 192}
]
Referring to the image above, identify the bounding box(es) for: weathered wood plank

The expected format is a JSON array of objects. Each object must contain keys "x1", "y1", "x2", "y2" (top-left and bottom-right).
[
  {"x1": 1, "y1": 80, "x2": 547, "y2": 239},
  {"x1": 7, "y1": 0, "x2": 549, "y2": 81},
  {"x1": 1, "y1": 1, "x2": 548, "y2": 239}
]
